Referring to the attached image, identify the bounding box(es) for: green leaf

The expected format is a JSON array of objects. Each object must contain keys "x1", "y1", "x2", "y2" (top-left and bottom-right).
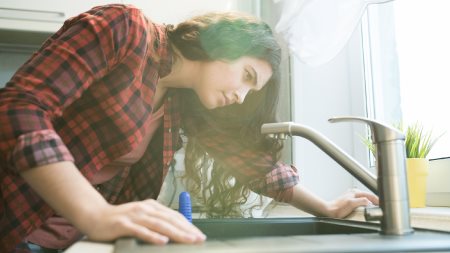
[
  {"x1": 403, "y1": 122, "x2": 442, "y2": 158},
  {"x1": 360, "y1": 121, "x2": 444, "y2": 159}
]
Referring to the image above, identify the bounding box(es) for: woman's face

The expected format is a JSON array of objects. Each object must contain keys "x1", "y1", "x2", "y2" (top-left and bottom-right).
[{"x1": 194, "y1": 56, "x2": 272, "y2": 109}]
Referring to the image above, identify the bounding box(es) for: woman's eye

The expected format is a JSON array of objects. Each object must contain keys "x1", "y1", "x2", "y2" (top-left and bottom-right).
[{"x1": 244, "y1": 70, "x2": 252, "y2": 81}]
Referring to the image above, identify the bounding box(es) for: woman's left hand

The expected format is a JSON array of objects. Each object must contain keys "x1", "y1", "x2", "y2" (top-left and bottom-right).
[
  {"x1": 290, "y1": 184, "x2": 379, "y2": 218},
  {"x1": 327, "y1": 189, "x2": 379, "y2": 219}
]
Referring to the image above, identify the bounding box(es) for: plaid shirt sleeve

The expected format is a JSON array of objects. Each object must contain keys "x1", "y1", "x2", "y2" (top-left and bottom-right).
[
  {"x1": 198, "y1": 133, "x2": 300, "y2": 203},
  {"x1": 0, "y1": 5, "x2": 144, "y2": 173}
]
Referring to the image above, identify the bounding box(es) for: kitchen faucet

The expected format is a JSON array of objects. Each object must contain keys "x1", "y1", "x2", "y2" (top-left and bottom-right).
[{"x1": 261, "y1": 116, "x2": 414, "y2": 236}]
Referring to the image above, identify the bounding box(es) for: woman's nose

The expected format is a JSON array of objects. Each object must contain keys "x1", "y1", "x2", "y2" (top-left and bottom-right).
[{"x1": 234, "y1": 86, "x2": 250, "y2": 104}]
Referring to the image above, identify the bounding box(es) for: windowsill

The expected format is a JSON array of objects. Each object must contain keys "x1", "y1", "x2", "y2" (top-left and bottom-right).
[
  {"x1": 407, "y1": 207, "x2": 450, "y2": 232},
  {"x1": 265, "y1": 203, "x2": 450, "y2": 232},
  {"x1": 352, "y1": 206, "x2": 450, "y2": 232}
]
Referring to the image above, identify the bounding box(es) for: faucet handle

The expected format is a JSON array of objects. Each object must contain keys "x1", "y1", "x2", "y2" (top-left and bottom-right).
[
  {"x1": 328, "y1": 116, "x2": 404, "y2": 143},
  {"x1": 364, "y1": 206, "x2": 383, "y2": 222}
]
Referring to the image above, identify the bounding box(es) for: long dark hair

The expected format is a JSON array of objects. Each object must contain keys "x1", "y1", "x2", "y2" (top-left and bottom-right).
[{"x1": 167, "y1": 12, "x2": 283, "y2": 217}]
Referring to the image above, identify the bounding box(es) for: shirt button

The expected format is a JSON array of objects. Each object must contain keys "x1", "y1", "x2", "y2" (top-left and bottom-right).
[{"x1": 168, "y1": 128, "x2": 172, "y2": 133}]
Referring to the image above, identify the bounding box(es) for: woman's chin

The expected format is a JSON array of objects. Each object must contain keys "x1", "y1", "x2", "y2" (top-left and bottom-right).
[
  {"x1": 201, "y1": 99, "x2": 223, "y2": 109},
  {"x1": 202, "y1": 102, "x2": 217, "y2": 110}
]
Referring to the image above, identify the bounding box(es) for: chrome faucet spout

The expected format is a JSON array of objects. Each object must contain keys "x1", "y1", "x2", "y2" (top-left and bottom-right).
[
  {"x1": 262, "y1": 122, "x2": 377, "y2": 193},
  {"x1": 261, "y1": 118, "x2": 414, "y2": 236}
]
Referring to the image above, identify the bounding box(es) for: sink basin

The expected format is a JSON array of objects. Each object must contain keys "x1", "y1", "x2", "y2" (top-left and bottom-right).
[
  {"x1": 193, "y1": 217, "x2": 378, "y2": 238},
  {"x1": 114, "y1": 217, "x2": 450, "y2": 253}
]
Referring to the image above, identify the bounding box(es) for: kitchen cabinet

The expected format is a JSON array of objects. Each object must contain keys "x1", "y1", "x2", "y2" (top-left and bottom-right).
[
  {"x1": 0, "y1": 1, "x2": 120, "y2": 33},
  {"x1": 0, "y1": 0, "x2": 256, "y2": 45}
]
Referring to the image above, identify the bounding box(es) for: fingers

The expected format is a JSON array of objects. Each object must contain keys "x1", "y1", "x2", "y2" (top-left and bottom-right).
[
  {"x1": 347, "y1": 188, "x2": 379, "y2": 205},
  {"x1": 333, "y1": 197, "x2": 370, "y2": 219},
  {"x1": 132, "y1": 217, "x2": 198, "y2": 243},
  {"x1": 331, "y1": 189, "x2": 379, "y2": 218},
  {"x1": 135, "y1": 215, "x2": 201, "y2": 244},
  {"x1": 351, "y1": 196, "x2": 371, "y2": 208},
  {"x1": 83, "y1": 200, "x2": 206, "y2": 245},
  {"x1": 127, "y1": 199, "x2": 206, "y2": 244},
  {"x1": 120, "y1": 220, "x2": 170, "y2": 245},
  {"x1": 144, "y1": 199, "x2": 204, "y2": 235},
  {"x1": 354, "y1": 191, "x2": 379, "y2": 205},
  {"x1": 143, "y1": 199, "x2": 206, "y2": 238}
]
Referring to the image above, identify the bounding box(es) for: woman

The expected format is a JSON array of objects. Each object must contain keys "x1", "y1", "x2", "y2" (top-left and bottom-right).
[{"x1": 0, "y1": 4, "x2": 378, "y2": 253}]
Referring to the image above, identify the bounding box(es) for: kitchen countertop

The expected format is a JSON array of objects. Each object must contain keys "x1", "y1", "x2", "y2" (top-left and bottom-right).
[
  {"x1": 63, "y1": 205, "x2": 450, "y2": 253},
  {"x1": 266, "y1": 204, "x2": 450, "y2": 232}
]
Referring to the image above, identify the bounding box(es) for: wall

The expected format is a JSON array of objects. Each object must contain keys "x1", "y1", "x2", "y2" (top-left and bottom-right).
[
  {"x1": 125, "y1": 0, "x2": 257, "y2": 24},
  {"x1": 0, "y1": 45, "x2": 36, "y2": 87},
  {"x1": 290, "y1": 24, "x2": 371, "y2": 200}
]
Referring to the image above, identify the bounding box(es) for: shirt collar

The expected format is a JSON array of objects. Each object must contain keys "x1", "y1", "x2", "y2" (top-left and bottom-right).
[{"x1": 157, "y1": 24, "x2": 173, "y2": 77}]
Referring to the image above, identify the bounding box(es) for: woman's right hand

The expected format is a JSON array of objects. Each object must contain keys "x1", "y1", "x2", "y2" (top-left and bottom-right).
[{"x1": 83, "y1": 199, "x2": 206, "y2": 245}]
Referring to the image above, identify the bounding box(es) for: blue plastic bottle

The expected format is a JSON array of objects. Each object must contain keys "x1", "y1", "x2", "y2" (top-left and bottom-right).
[{"x1": 179, "y1": 191, "x2": 192, "y2": 222}]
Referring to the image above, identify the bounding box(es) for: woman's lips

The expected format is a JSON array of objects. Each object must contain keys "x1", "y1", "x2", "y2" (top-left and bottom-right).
[{"x1": 222, "y1": 93, "x2": 232, "y2": 106}]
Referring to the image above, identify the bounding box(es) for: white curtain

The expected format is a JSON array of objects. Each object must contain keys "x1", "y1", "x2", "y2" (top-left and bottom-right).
[{"x1": 275, "y1": 0, "x2": 395, "y2": 66}]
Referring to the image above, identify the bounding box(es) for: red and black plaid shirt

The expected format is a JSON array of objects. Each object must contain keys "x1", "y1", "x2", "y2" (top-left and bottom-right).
[{"x1": 0, "y1": 4, "x2": 299, "y2": 252}]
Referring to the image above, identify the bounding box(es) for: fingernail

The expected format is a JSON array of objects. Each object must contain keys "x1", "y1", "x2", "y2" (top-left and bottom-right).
[
  {"x1": 198, "y1": 233, "x2": 207, "y2": 241},
  {"x1": 159, "y1": 236, "x2": 169, "y2": 244},
  {"x1": 185, "y1": 234, "x2": 197, "y2": 242}
]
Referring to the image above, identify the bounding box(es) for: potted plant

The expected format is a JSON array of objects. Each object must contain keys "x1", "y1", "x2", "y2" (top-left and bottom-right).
[
  {"x1": 363, "y1": 122, "x2": 442, "y2": 208},
  {"x1": 404, "y1": 122, "x2": 440, "y2": 159},
  {"x1": 403, "y1": 122, "x2": 442, "y2": 208}
]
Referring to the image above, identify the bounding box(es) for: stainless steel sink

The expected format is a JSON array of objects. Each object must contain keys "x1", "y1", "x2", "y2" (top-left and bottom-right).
[
  {"x1": 193, "y1": 217, "x2": 378, "y2": 238},
  {"x1": 113, "y1": 217, "x2": 450, "y2": 253}
]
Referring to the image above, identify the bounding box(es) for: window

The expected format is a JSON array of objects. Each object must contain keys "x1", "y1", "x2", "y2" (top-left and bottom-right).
[{"x1": 363, "y1": 0, "x2": 450, "y2": 159}]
